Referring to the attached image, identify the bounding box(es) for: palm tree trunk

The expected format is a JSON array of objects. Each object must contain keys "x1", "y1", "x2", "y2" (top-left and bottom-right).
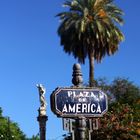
[{"x1": 88, "y1": 52, "x2": 94, "y2": 87}]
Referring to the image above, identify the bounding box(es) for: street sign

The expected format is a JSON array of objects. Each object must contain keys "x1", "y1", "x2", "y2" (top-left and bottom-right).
[
  {"x1": 51, "y1": 87, "x2": 108, "y2": 118},
  {"x1": 63, "y1": 118, "x2": 75, "y2": 132}
]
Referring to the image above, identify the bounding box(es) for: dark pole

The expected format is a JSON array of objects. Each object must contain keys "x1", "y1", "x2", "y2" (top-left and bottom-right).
[
  {"x1": 72, "y1": 63, "x2": 87, "y2": 140},
  {"x1": 75, "y1": 117, "x2": 87, "y2": 140},
  {"x1": 37, "y1": 115, "x2": 48, "y2": 140}
]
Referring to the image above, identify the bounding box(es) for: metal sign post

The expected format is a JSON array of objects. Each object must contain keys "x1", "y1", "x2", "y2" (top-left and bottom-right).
[
  {"x1": 50, "y1": 64, "x2": 108, "y2": 140},
  {"x1": 72, "y1": 64, "x2": 87, "y2": 140}
]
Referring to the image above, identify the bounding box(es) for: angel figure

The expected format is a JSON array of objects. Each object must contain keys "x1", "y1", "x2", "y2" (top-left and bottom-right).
[{"x1": 36, "y1": 84, "x2": 47, "y2": 109}]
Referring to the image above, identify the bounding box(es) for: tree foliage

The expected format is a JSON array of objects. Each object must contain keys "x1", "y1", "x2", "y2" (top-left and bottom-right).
[
  {"x1": 57, "y1": 0, "x2": 124, "y2": 63},
  {"x1": 0, "y1": 108, "x2": 39, "y2": 140},
  {"x1": 92, "y1": 78, "x2": 140, "y2": 140},
  {"x1": 0, "y1": 114, "x2": 26, "y2": 140},
  {"x1": 57, "y1": 0, "x2": 124, "y2": 86}
]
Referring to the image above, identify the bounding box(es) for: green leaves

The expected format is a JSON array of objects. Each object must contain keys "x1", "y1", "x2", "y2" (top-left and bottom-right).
[
  {"x1": 57, "y1": 0, "x2": 124, "y2": 63},
  {"x1": 57, "y1": 0, "x2": 124, "y2": 84},
  {"x1": 92, "y1": 78, "x2": 140, "y2": 139},
  {"x1": 81, "y1": 19, "x2": 86, "y2": 32},
  {"x1": 0, "y1": 116, "x2": 26, "y2": 140}
]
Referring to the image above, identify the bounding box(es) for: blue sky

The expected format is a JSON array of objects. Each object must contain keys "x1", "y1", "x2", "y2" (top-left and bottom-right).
[{"x1": 0, "y1": 0, "x2": 140, "y2": 139}]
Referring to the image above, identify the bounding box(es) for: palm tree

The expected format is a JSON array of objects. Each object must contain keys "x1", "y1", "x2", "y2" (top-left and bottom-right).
[{"x1": 57, "y1": 0, "x2": 124, "y2": 87}]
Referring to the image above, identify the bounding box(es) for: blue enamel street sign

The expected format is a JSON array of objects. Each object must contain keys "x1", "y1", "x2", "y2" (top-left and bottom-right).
[{"x1": 51, "y1": 87, "x2": 108, "y2": 118}]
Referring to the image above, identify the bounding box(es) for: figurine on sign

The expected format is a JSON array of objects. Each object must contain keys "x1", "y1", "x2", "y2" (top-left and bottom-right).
[{"x1": 37, "y1": 84, "x2": 47, "y2": 116}]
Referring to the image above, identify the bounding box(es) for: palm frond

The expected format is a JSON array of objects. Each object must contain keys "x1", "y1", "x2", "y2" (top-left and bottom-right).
[{"x1": 57, "y1": 0, "x2": 124, "y2": 63}]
